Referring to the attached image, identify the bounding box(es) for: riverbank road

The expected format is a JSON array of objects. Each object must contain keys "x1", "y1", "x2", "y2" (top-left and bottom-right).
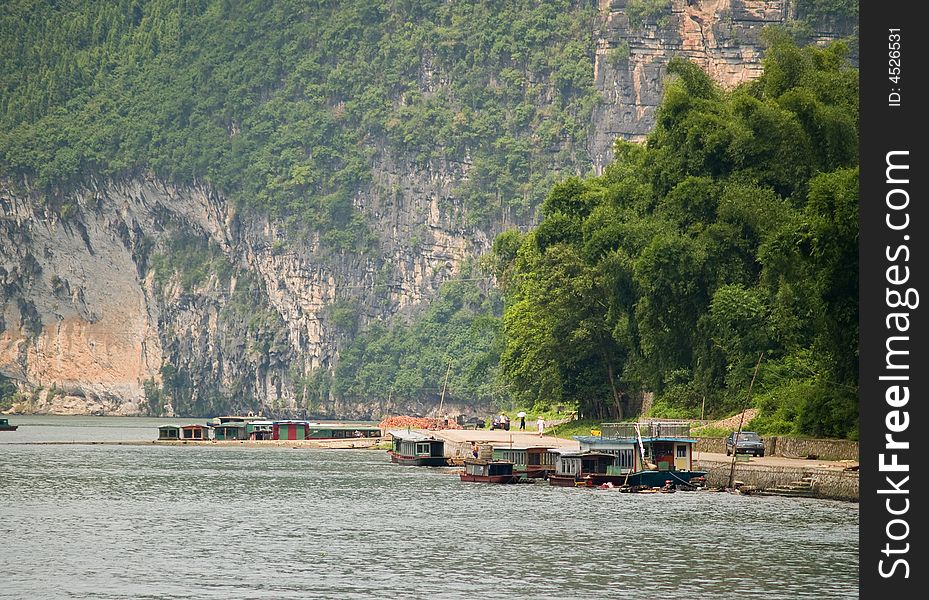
[{"x1": 693, "y1": 450, "x2": 858, "y2": 472}]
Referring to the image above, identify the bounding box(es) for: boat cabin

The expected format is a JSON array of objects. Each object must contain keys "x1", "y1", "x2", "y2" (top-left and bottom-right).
[
  {"x1": 157, "y1": 425, "x2": 181, "y2": 440},
  {"x1": 387, "y1": 430, "x2": 447, "y2": 466},
  {"x1": 246, "y1": 420, "x2": 274, "y2": 440},
  {"x1": 181, "y1": 424, "x2": 210, "y2": 441},
  {"x1": 551, "y1": 451, "x2": 617, "y2": 485},
  {"x1": 492, "y1": 446, "x2": 557, "y2": 479},
  {"x1": 305, "y1": 424, "x2": 381, "y2": 439},
  {"x1": 1, "y1": 417, "x2": 19, "y2": 431},
  {"x1": 273, "y1": 420, "x2": 311, "y2": 441},
  {"x1": 214, "y1": 422, "x2": 247, "y2": 441},
  {"x1": 460, "y1": 459, "x2": 516, "y2": 483}
]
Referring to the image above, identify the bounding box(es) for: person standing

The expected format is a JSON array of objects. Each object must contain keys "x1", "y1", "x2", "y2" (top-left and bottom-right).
[
  {"x1": 537, "y1": 417, "x2": 545, "y2": 437},
  {"x1": 519, "y1": 415, "x2": 526, "y2": 430}
]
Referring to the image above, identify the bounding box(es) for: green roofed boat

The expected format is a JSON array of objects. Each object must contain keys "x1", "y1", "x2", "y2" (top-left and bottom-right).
[{"x1": 550, "y1": 421, "x2": 707, "y2": 489}]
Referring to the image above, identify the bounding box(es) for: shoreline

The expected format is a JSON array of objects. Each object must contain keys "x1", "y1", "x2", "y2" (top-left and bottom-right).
[{"x1": 11, "y1": 438, "x2": 386, "y2": 449}]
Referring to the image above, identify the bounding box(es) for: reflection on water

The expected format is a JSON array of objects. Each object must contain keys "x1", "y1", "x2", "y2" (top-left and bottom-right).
[{"x1": 0, "y1": 417, "x2": 858, "y2": 599}]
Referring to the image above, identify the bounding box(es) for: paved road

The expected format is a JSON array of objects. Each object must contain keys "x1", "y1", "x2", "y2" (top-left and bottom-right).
[{"x1": 695, "y1": 450, "x2": 857, "y2": 472}]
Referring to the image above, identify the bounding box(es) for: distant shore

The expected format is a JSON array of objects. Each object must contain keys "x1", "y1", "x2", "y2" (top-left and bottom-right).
[{"x1": 19, "y1": 438, "x2": 386, "y2": 449}]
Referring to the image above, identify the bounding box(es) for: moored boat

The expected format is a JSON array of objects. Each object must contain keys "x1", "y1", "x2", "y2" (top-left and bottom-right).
[
  {"x1": 459, "y1": 459, "x2": 517, "y2": 484},
  {"x1": 548, "y1": 451, "x2": 616, "y2": 487},
  {"x1": 492, "y1": 445, "x2": 557, "y2": 480},
  {"x1": 387, "y1": 430, "x2": 448, "y2": 466},
  {"x1": 550, "y1": 421, "x2": 707, "y2": 489},
  {"x1": 0, "y1": 417, "x2": 18, "y2": 432}
]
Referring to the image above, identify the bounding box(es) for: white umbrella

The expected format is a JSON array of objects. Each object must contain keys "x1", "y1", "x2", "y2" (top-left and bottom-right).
[{"x1": 517, "y1": 411, "x2": 526, "y2": 418}]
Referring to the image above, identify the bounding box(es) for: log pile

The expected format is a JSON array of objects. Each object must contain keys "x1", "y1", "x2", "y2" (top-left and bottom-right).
[{"x1": 378, "y1": 415, "x2": 462, "y2": 431}]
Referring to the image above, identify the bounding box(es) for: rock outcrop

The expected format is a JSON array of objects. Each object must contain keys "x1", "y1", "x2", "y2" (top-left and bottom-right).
[{"x1": 590, "y1": 0, "x2": 853, "y2": 172}]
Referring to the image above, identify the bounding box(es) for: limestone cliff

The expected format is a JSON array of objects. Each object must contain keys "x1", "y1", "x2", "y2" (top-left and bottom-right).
[
  {"x1": 0, "y1": 0, "x2": 853, "y2": 417},
  {"x1": 590, "y1": 0, "x2": 854, "y2": 172},
  {"x1": 1, "y1": 163, "x2": 489, "y2": 417}
]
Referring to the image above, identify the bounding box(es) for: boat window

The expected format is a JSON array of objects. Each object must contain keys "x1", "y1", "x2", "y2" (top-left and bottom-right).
[
  {"x1": 615, "y1": 449, "x2": 633, "y2": 469},
  {"x1": 676, "y1": 445, "x2": 687, "y2": 458},
  {"x1": 415, "y1": 442, "x2": 430, "y2": 455}
]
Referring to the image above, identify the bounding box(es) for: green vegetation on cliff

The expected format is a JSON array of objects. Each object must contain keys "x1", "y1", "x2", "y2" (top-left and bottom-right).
[
  {"x1": 323, "y1": 263, "x2": 504, "y2": 411},
  {"x1": 493, "y1": 32, "x2": 859, "y2": 438},
  {"x1": 1, "y1": 0, "x2": 598, "y2": 235}
]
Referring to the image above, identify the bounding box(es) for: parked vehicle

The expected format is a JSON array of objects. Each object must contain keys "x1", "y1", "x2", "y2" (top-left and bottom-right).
[
  {"x1": 490, "y1": 414, "x2": 510, "y2": 431},
  {"x1": 725, "y1": 431, "x2": 765, "y2": 457},
  {"x1": 457, "y1": 416, "x2": 486, "y2": 429}
]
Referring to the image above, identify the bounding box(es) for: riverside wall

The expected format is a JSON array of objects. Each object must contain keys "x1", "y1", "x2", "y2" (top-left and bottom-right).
[{"x1": 695, "y1": 458, "x2": 859, "y2": 502}]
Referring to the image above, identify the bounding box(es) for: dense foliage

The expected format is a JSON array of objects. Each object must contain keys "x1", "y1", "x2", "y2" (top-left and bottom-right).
[
  {"x1": 1, "y1": 0, "x2": 598, "y2": 238},
  {"x1": 319, "y1": 263, "x2": 504, "y2": 412},
  {"x1": 493, "y1": 32, "x2": 859, "y2": 438}
]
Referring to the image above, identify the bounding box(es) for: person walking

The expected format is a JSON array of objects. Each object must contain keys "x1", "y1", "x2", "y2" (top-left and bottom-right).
[{"x1": 537, "y1": 416, "x2": 545, "y2": 437}]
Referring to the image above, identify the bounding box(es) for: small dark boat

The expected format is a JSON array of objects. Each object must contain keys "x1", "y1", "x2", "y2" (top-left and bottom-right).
[
  {"x1": 0, "y1": 418, "x2": 18, "y2": 432},
  {"x1": 459, "y1": 460, "x2": 517, "y2": 484}
]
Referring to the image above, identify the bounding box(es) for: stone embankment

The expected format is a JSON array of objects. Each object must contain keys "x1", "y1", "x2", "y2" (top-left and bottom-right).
[{"x1": 695, "y1": 454, "x2": 859, "y2": 501}]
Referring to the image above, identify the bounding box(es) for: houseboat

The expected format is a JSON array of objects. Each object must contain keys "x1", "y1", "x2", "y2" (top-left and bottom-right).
[
  {"x1": 157, "y1": 424, "x2": 181, "y2": 440},
  {"x1": 492, "y1": 445, "x2": 557, "y2": 479},
  {"x1": 0, "y1": 417, "x2": 18, "y2": 432},
  {"x1": 273, "y1": 420, "x2": 312, "y2": 440},
  {"x1": 246, "y1": 420, "x2": 274, "y2": 440},
  {"x1": 548, "y1": 451, "x2": 618, "y2": 487},
  {"x1": 562, "y1": 421, "x2": 707, "y2": 488},
  {"x1": 180, "y1": 424, "x2": 211, "y2": 441},
  {"x1": 459, "y1": 459, "x2": 517, "y2": 484},
  {"x1": 214, "y1": 421, "x2": 247, "y2": 441},
  {"x1": 387, "y1": 430, "x2": 448, "y2": 466},
  {"x1": 305, "y1": 424, "x2": 382, "y2": 439}
]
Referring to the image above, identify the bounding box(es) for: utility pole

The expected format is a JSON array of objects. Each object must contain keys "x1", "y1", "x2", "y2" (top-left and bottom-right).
[
  {"x1": 728, "y1": 352, "x2": 764, "y2": 490},
  {"x1": 438, "y1": 360, "x2": 451, "y2": 416}
]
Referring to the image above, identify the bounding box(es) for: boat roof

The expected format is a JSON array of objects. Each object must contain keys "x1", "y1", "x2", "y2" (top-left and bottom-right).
[
  {"x1": 215, "y1": 422, "x2": 247, "y2": 428},
  {"x1": 491, "y1": 445, "x2": 556, "y2": 451},
  {"x1": 387, "y1": 429, "x2": 440, "y2": 442},
  {"x1": 574, "y1": 435, "x2": 697, "y2": 444},
  {"x1": 557, "y1": 450, "x2": 617, "y2": 459}
]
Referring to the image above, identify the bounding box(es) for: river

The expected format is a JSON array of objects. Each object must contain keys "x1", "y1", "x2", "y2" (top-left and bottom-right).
[{"x1": 1, "y1": 416, "x2": 858, "y2": 599}]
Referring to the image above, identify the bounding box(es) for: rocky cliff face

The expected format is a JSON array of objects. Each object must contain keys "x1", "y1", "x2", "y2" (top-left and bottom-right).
[
  {"x1": 1, "y1": 159, "x2": 489, "y2": 417},
  {"x1": 590, "y1": 0, "x2": 853, "y2": 172},
  {"x1": 0, "y1": 0, "x2": 851, "y2": 416}
]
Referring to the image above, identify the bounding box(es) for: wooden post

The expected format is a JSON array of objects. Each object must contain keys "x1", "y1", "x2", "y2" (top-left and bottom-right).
[
  {"x1": 438, "y1": 360, "x2": 451, "y2": 416},
  {"x1": 728, "y1": 352, "x2": 764, "y2": 490}
]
